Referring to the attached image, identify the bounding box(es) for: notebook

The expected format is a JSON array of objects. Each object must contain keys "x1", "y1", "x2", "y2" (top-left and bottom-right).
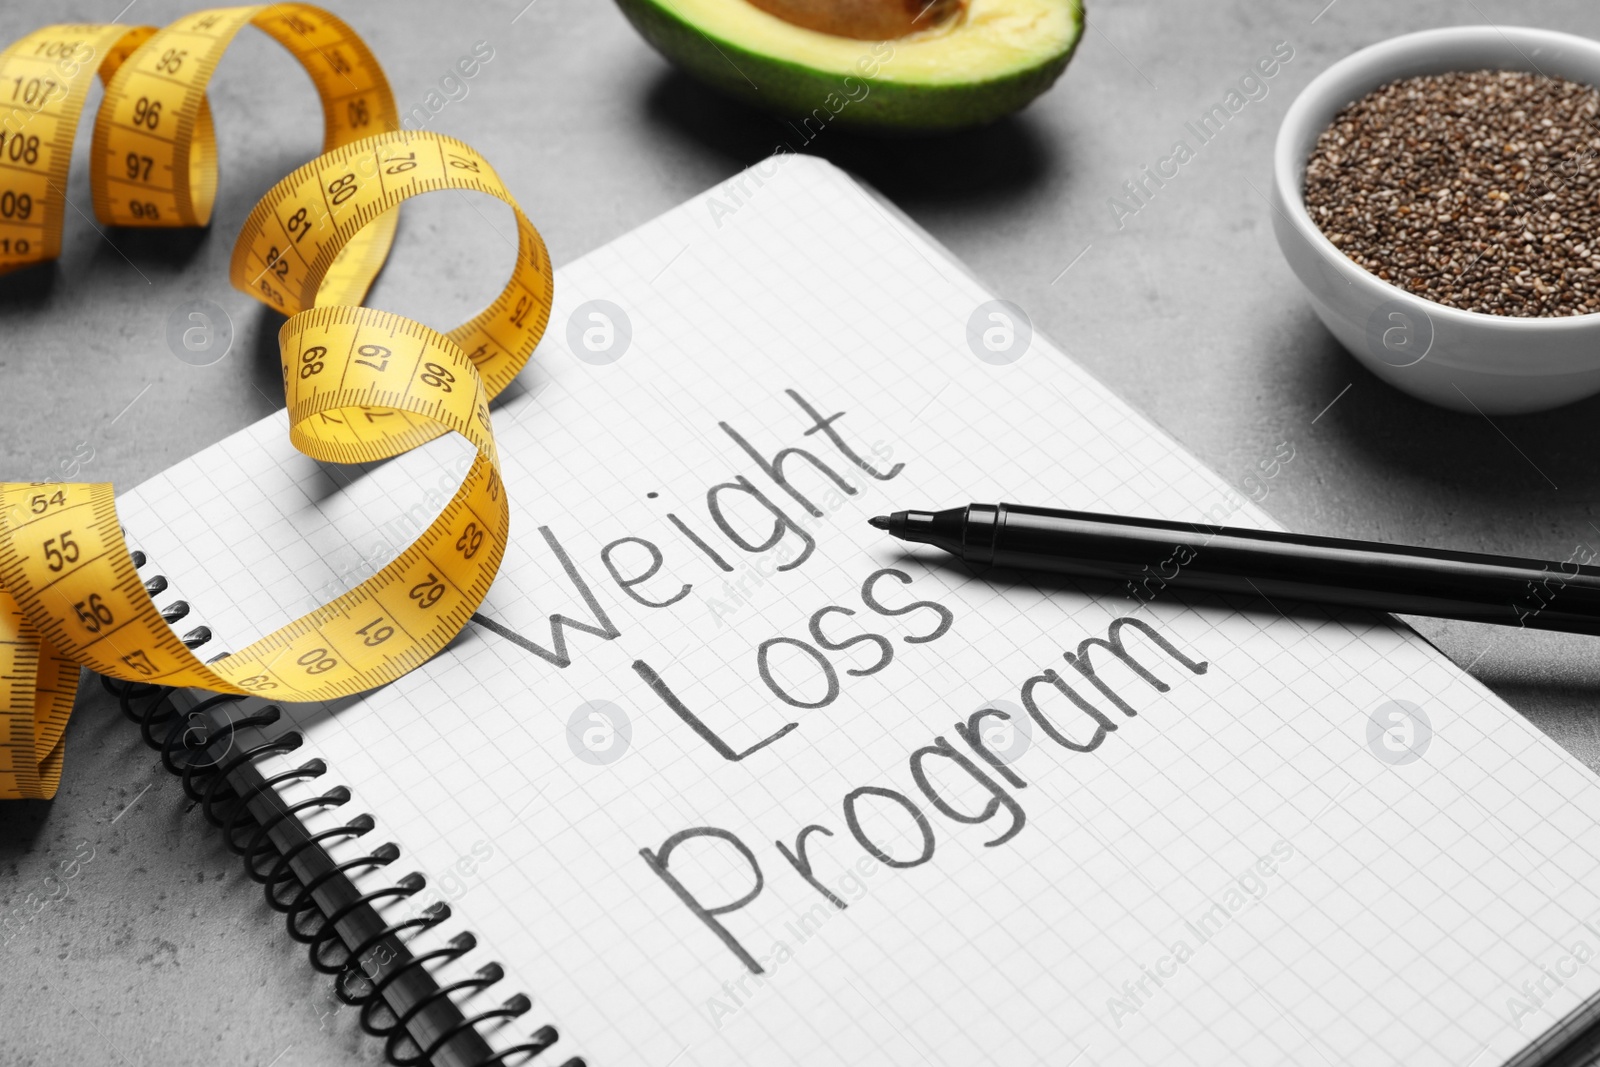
[{"x1": 115, "y1": 153, "x2": 1600, "y2": 1067}]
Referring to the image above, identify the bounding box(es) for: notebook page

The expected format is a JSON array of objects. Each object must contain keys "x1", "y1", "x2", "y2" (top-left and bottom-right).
[{"x1": 118, "y1": 155, "x2": 1600, "y2": 1067}]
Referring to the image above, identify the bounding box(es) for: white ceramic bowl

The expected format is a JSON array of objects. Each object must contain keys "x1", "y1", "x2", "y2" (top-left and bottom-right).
[{"x1": 1272, "y1": 25, "x2": 1600, "y2": 414}]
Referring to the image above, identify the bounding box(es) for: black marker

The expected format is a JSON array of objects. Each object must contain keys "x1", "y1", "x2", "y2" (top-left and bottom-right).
[{"x1": 870, "y1": 503, "x2": 1600, "y2": 634}]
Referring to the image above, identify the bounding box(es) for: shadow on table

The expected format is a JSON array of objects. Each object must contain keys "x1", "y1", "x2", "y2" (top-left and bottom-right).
[
  {"x1": 0, "y1": 259, "x2": 57, "y2": 308},
  {"x1": 245, "y1": 303, "x2": 291, "y2": 408},
  {"x1": 643, "y1": 68, "x2": 1058, "y2": 210},
  {"x1": 102, "y1": 226, "x2": 211, "y2": 271},
  {"x1": 1282, "y1": 315, "x2": 1600, "y2": 518}
]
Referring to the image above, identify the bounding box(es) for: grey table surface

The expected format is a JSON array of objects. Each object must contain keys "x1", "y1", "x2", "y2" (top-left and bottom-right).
[{"x1": 4, "y1": 0, "x2": 1600, "y2": 1064}]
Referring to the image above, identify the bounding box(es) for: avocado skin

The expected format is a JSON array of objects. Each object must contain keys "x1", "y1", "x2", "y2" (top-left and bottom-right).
[{"x1": 614, "y1": 0, "x2": 1084, "y2": 133}]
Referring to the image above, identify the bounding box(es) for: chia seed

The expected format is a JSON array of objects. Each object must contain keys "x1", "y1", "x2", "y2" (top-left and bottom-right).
[{"x1": 1303, "y1": 69, "x2": 1600, "y2": 317}]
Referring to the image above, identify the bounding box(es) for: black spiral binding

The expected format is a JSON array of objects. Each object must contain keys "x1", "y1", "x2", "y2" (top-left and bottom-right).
[{"x1": 100, "y1": 547, "x2": 583, "y2": 1067}]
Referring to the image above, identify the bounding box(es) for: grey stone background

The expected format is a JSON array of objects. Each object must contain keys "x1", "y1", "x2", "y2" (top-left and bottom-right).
[{"x1": 3, "y1": 0, "x2": 1600, "y2": 1063}]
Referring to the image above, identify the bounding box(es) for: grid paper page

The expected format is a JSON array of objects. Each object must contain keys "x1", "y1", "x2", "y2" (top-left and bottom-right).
[{"x1": 119, "y1": 154, "x2": 1600, "y2": 1067}]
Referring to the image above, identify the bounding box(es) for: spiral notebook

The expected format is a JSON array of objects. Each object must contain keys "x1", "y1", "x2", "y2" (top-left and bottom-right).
[{"x1": 115, "y1": 154, "x2": 1600, "y2": 1067}]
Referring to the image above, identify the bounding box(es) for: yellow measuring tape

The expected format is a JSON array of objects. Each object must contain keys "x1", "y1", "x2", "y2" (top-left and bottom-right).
[{"x1": 0, "y1": 9, "x2": 553, "y2": 800}]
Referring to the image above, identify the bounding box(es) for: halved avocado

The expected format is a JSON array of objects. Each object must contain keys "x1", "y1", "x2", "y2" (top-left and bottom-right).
[{"x1": 614, "y1": 0, "x2": 1085, "y2": 133}]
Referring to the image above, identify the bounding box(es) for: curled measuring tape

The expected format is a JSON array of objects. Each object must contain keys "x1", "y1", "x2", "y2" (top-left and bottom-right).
[
  {"x1": 0, "y1": 6, "x2": 398, "y2": 284},
  {"x1": 0, "y1": 11, "x2": 553, "y2": 800}
]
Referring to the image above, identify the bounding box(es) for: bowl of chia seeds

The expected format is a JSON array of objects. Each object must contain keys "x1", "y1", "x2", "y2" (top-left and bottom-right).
[{"x1": 1272, "y1": 26, "x2": 1600, "y2": 414}]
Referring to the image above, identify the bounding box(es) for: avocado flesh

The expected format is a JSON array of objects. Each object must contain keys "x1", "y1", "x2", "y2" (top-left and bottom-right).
[{"x1": 614, "y1": 0, "x2": 1084, "y2": 132}]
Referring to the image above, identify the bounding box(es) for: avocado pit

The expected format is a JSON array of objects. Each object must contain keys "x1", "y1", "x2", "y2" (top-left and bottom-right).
[{"x1": 745, "y1": 0, "x2": 966, "y2": 40}]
